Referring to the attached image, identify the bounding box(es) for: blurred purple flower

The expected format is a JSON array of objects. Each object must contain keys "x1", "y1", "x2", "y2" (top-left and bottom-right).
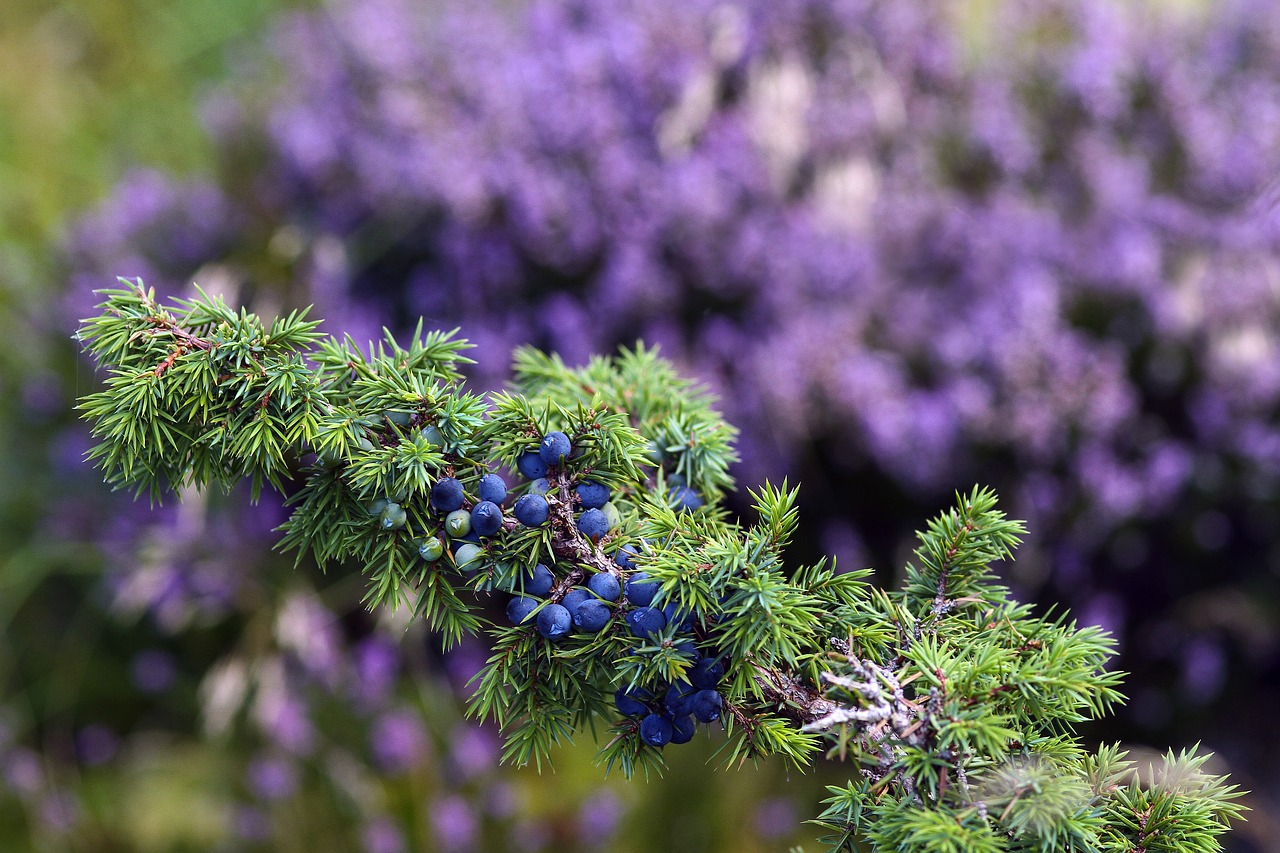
[
  {"x1": 370, "y1": 709, "x2": 430, "y2": 773},
  {"x1": 246, "y1": 756, "x2": 298, "y2": 801},
  {"x1": 430, "y1": 794, "x2": 478, "y2": 853}
]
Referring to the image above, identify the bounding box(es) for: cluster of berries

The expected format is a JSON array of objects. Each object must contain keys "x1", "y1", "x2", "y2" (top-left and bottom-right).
[
  {"x1": 504, "y1": 562, "x2": 621, "y2": 637},
  {"x1": 512, "y1": 430, "x2": 621, "y2": 539},
  {"x1": 615, "y1": 655, "x2": 725, "y2": 748}
]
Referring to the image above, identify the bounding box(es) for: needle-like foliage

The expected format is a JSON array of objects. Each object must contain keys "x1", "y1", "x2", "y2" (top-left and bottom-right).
[{"x1": 76, "y1": 281, "x2": 1245, "y2": 851}]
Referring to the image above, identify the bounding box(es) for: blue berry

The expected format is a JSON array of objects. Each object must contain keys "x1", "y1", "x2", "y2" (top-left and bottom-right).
[
  {"x1": 539, "y1": 431, "x2": 572, "y2": 466},
  {"x1": 470, "y1": 500, "x2": 503, "y2": 537},
  {"x1": 506, "y1": 596, "x2": 537, "y2": 625},
  {"x1": 453, "y1": 543, "x2": 484, "y2": 573},
  {"x1": 417, "y1": 536, "x2": 444, "y2": 561},
  {"x1": 587, "y1": 571, "x2": 621, "y2": 602},
  {"x1": 639, "y1": 713, "x2": 673, "y2": 747},
  {"x1": 689, "y1": 657, "x2": 724, "y2": 689},
  {"x1": 660, "y1": 600, "x2": 694, "y2": 631},
  {"x1": 522, "y1": 563, "x2": 555, "y2": 597},
  {"x1": 626, "y1": 606, "x2": 667, "y2": 639},
  {"x1": 575, "y1": 480, "x2": 610, "y2": 509},
  {"x1": 573, "y1": 599, "x2": 612, "y2": 632},
  {"x1": 692, "y1": 689, "x2": 722, "y2": 723},
  {"x1": 478, "y1": 473, "x2": 508, "y2": 505},
  {"x1": 672, "y1": 485, "x2": 703, "y2": 512},
  {"x1": 528, "y1": 478, "x2": 552, "y2": 496},
  {"x1": 517, "y1": 451, "x2": 548, "y2": 479},
  {"x1": 577, "y1": 508, "x2": 609, "y2": 541},
  {"x1": 625, "y1": 572, "x2": 659, "y2": 607},
  {"x1": 664, "y1": 680, "x2": 696, "y2": 717},
  {"x1": 513, "y1": 494, "x2": 549, "y2": 527},
  {"x1": 670, "y1": 715, "x2": 696, "y2": 745},
  {"x1": 445, "y1": 509, "x2": 472, "y2": 538},
  {"x1": 561, "y1": 588, "x2": 592, "y2": 615},
  {"x1": 536, "y1": 603, "x2": 572, "y2": 640},
  {"x1": 430, "y1": 477, "x2": 465, "y2": 512},
  {"x1": 615, "y1": 687, "x2": 651, "y2": 718},
  {"x1": 379, "y1": 502, "x2": 407, "y2": 530},
  {"x1": 615, "y1": 543, "x2": 639, "y2": 570}
]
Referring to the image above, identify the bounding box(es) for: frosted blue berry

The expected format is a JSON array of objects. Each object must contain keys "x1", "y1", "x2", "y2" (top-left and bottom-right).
[
  {"x1": 691, "y1": 689, "x2": 722, "y2": 723},
  {"x1": 470, "y1": 500, "x2": 503, "y2": 537},
  {"x1": 670, "y1": 715, "x2": 696, "y2": 745},
  {"x1": 379, "y1": 502, "x2": 407, "y2": 530},
  {"x1": 517, "y1": 451, "x2": 548, "y2": 479},
  {"x1": 430, "y1": 477, "x2": 465, "y2": 512},
  {"x1": 539, "y1": 431, "x2": 572, "y2": 466},
  {"x1": 660, "y1": 600, "x2": 693, "y2": 632},
  {"x1": 445, "y1": 509, "x2": 471, "y2": 538},
  {"x1": 587, "y1": 571, "x2": 621, "y2": 602},
  {"x1": 453, "y1": 543, "x2": 484, "y2": 573},
  {"x1": 615, "y1": 543, "x2": 639, "y2": 570},
  {"x1": 573, "y1": 598, "x2": 611, "y2": 632},
  {"x1": 506, "y1": 596, "x2": 537, "y2": 625},
  {"x1": 672, "y1": 485, "x2": 703, "y2": 512},
  {"x1": 521, "y1": 563, "x2": 554, "y2": 598},
  {"x1": 615, "y1": 687, "x2": 651, "y2": 718},
  {"x1": 536, "y1": 603, "x2": 572, "y2": 640},
  {"x1": 577, "y1": 508, "x2": 609, "y2": 541},
  {"x1": 513, "y1": 494, "x2": 549, "y2": 527},
  {"x1": 626, "y1": 606, "x2": 667, "y2": 639},
  {"x1": 478, "y1": 473, "x2": 508, "y2": 505},
  {"x1": 689, "y1": 658, "x2": 724, "y2": 690},
  {"x1": 417, "y1": 536, "x2": 444, "y2": 562},
  {"x1": 664, "y1": 680, "x2": 696, "y2": 717},
  {"x1": 561, "y1": 588, "x2": 592, "y2": 615},
  {"x1": 639, "y1": 713, "x2": 673, "y2": 747},
  {"x1": 575, "y1": 480, "x2": 610, "y2": 509},
  {"x1": 625, "y1": 572, "x2": 659, "y2": 607}
]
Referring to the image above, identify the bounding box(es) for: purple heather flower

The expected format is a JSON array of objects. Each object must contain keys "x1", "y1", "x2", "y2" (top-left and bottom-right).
[
  {"x1": 370, "y1": 710, "x2": 430, "y2": 773},
  {"x1": 246, "y1": 756, "x2": 298, "y2": 801},
  {"x1": 430, "y1": 795, "x2": 478, "y2": 853}
]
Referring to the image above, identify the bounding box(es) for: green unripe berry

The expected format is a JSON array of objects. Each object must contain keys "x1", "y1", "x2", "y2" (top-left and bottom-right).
[
  {"x1": 417, "y1": 535, "x2": 444, "y2": 561},
  {"x1": 445, "y1": 509, "x2": 472, "y2": 538},
  {"x1": 601, "y1": 501, "x2": 621, "y2": 531},
  {"x1": 454, "y1": 543, "x2": 484, "y2": 572},
  {"x1": 421, "y1": 424, "x2": 444, "y2": 449},
  {"x1": 380, "y1": 503, "x2": 407, "y2": 530},
  {"x1": 367, "y1": 497, "x2": 389, "y2": 517},
  {"x1": 385, "y1": 410, "x2": 413, "y2": 427},
  {"x1": 357, "y1": 436, "x2": 376, "y2": 453}
]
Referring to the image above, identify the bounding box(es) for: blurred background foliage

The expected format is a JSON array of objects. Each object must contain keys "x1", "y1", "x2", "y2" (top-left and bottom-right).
[{"x1": 2, "y1": 0, "x2": 1278, "y2": 850}]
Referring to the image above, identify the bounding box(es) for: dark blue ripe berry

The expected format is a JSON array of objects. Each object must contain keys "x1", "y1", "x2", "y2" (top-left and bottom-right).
[
  {"x1": 614, "y1": 687, "x2": 651, "y2": 718},
  {"x1": 430, "y1": 477, "x2": 465, "y2": 512},
  {"x1": 661, "y1": 600, "x2": 693, "y2": 632},
  {"x1": 639, "y1": 713, "x2": 673, "y2": 747},
  {"x1": 517, "y1": 451, "x2": 548, "y2": 479},
  {"x1": 513, "y1": 494, "x2": 549, "y2": 527},
  {"x1": 470, "y1": 500, "x2": 504, "y2": 537},
  {"x1": 664, "y1": 680, "x2": 696, "y2": 717},
  {"x1": 536, "y1": 603, "x2": 572, "y2": 640},
  {"x1": 672, "y1": 485, "x2": 703, "y2": 512},
  {"x1": 539, "y1": 431, "x2": 572, "y2": 466},
  {"x1": 587, "y1": 571, "x2": 621, "y2": 602},
  {"x1": 506, "y1": 596, "x2": 538, "y2": 625},
  {"x1": 577, "y1": 508, "x2": 609, "y2": 541},
  {"x1": 670, "y1": 715, "x2": 696, "y2": 745},
  {"x1": 688, "y1": 657, "x2": 725, "y2": 690},
  {"x1": 624, "y1": 572, "x2": 659, "y2": 607},
  {"x1": 692, "y1": 689, "x2": 723, "y2": 723},
  {"x1": 478, "y1": 473, "x2": 508, "y2": 505},
  {"x1": 522, "y1": 563, "x2": 555, "y2": 598},
  {"x1": 573, "y1": 599, "x2": 612, "y2": 632},
  {"x1": 615, "y1": 543, "x2": 639, "y2": 570},
  {"x1": 575, "y1": 480, "x2": 610, "y2": 509},
  {"x1": 626, "y1": 606, "x2": 667, "y2": 639},
  {"x1": 561, "y1": 588, "x2": 592, "y2": 615}
]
